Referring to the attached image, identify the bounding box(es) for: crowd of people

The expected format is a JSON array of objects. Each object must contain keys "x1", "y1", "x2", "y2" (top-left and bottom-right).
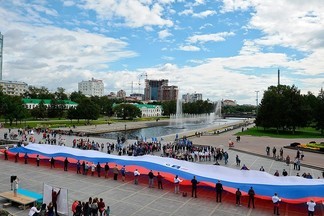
[{"x1": 1, "y1": 127, "x2": 323, "y2": 216}]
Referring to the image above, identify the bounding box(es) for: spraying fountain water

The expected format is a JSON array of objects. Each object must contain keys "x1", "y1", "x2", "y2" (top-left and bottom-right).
[{"x1": 175, "y1": 97, "x2": 183, "y2": 127}]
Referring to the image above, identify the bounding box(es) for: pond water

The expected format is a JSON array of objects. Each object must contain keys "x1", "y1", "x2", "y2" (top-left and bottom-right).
[{"x1": 99, "y1": 118, "x2": 244, "y2": 140}]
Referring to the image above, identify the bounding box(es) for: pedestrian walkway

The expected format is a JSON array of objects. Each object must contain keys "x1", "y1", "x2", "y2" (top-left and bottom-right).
[
  {"x1": 0, "y1": 124, "x2": 323, "y2": 215},
  {"x1": 0, "y1": 157, "x2": 323, "y2": 216}
]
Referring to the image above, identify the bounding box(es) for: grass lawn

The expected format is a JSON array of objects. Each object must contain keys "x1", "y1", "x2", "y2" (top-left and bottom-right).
[{"x1": 236, "y1": 127, "x2": 324, "y2": 139}]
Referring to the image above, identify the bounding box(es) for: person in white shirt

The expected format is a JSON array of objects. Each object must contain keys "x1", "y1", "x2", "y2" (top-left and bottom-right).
[
  {"x1": 28, "y1": 205, "x2": 40, "y2": 216},
  {"x1": 134, "y1": 169, "x2": 140, "y2": 185},
  {"x1": 13, "y1": 178, "x2": 19, "y2": 197},
  {"x1": 272, "y1": 193, "x2": 281, "y2": 215},
  {"x1": 174, "y1": 175, "x2": 182, "y2": 194},
  {"x1": 306, "y1": 200, "x2": 316, "y2": 216}
]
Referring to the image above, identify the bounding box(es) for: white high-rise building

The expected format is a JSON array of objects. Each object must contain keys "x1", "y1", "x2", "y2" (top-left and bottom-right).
[
  {"x1": 78, "y1": 78, "x2": 104, "y2": 97},
  {"x1": 182, "y1": 92, "x2": 202, "y2": 103},
  {"x1": 0, "y1": 80, "x2": 28, "y2": 96}
]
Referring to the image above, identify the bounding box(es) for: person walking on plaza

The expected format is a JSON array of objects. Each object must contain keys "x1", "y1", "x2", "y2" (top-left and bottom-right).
[
  {"x1": 248, "y1": 187, "x2": 255, "y2": 208},
  {"x1": 285, "y1": 155, "x2": 290, "y2": 166},
  {"x1": 215, "y1": 180, "x2": 223, "y2": 202},
  {"x1": 272, "y1": 193, "x2": 281, "y2": 215},
  {"x1": 104, "y1": 162, "x2": 110, "y2": 178},
  {"x1": 64, "y1": 157, "x2": 69, "y2": 171},
  {"x1": 148, "y1": 170, "x2": 155, "y2": 188},
  {"x1": 272, "y1": 147, "x2": 277, "y2": 158},
  {"x1": 174, "y1": 175, "x2": 182, "y2": 194},
  {"x1": 121, "y1": 165, "x2": 126, "y2": 182},
  {"x1": 235, "y1": 188, "x2": 242, "y2": 206},
  {"x1": 113, "y1": 165, "x2": 119, "y2": 180},
  {"x1": 279, "y1": 148, "x2": 283, "y2": 160},
  {"x1": 157, "y1": 172, "x2": 163, "y2": 189},
  {"x1": 191, "y1": 176, "x2": 199, "y2": 198},
  {"x1": 36, "y1": 155, "x2": 40, "y2": 166},
  {"x1": 236, "y1": 155, "x2": 241, "y2": 166},
  {"x1": 306, "y1": 200, "x2": 316, "y2": 216},
  {"x1": 82, "y1": 161, "x2": 86, "y2": 175},
  {"x1": 266, "y1": 146, "x2": 270, "y2": 156},
  {"x1": 134, "y1": 169, "x2": 140, "y2": 185}
]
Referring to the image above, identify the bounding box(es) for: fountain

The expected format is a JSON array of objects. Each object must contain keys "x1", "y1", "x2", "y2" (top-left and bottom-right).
[{"x1": 175, "y1": 97, "x2": 183, "y2": 126}]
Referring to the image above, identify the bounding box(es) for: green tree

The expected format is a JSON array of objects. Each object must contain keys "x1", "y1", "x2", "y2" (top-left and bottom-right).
[
  {"x1": 69, "y1": 91, "x2": 87, "y2": 103},
  {"x1": 30, "y1": 100, "x2": 48, "y2": 119},
  {"x1": 23, "y1": 86, "x2": 54, "y2": 99},
  {"x1": 76, "y1": 98, "x2": 100, "y2": 123},
  {"x1": 47, "y1": 99, "x2": 66, "y2": 118},
  {"x1": 113, "y1": 104, "x2": 141, "y2": 120},
  {"x1": 2, "y1": 96, "x2": 28, "y2": 126},
  {"x1": 314, "y1": 88, "x2": 324, "y2": 134},
  {"x1": 161, "y1": 100, "x2": 176, "y2": 116},
  {"x1": 256, "y1": 85, "x2": 308, "y2": 133},
  {"x1": 55, "y1": 87, "x2": 68, "y2": 100}
]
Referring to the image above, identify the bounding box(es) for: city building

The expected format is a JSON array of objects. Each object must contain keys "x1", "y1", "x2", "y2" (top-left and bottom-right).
[
  {"x1": 0, "y1": 80, "x2": 28, "y2": 96},
  {"x1": 144, "y1": 79, "x2": 178, "y2": 101},
  {"x1": 134, "y1": 104, "x2": 162, "y2": 117},
  {"x1": 22, "y1": 98, "x2": 78, "y2": 109},
  {"x1": 107, "y1": 92, "x2": 117, "y2": 99},
  {"x1": 0, "y1": 32, "x2": 3, "y2": 80},
  {"x1": 117, "y1": 89, "x2": 126, "y2": 98},
  {"x1": 78, "y1": 78, "x2": 104, "y2": 97},
  {"x1": 129, "y1": 93, "x2": 144, "y2": 101},
  {"x1": 182, "y1": 93, "x2": 203, "y2": 103},
  {"x1": 160, "y1": 85, "x2": 178, "y2": 101},
  {"x1": 144, "y1": 79, "x2": 168, "y2": 101}
]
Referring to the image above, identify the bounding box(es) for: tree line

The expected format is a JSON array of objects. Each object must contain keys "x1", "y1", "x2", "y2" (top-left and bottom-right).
[
  {"x1": 0, "y1": 86, "x2": 218, "y2": 125},
  {"x1": 256, "y1": 85, "x2": 324, "y2": 135}
]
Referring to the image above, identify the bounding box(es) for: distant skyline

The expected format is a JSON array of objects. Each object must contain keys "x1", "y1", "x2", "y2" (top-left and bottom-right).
[{"x1": 1, "y1": 0, "x2": 324, "y2": 105}]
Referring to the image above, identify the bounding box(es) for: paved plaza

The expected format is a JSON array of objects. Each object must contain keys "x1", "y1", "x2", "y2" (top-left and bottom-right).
[{"x1": 0, "y1": 121, "x2": 323, "y2": 216}]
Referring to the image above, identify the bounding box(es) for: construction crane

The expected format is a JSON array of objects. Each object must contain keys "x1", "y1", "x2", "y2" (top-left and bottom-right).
[{"x1": 137, "y1": 72, "x2": 148, "y2": 93}]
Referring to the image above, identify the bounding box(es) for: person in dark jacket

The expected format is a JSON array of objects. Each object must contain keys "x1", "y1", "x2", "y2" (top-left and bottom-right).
[{"x1": 215, "y1": 180, "x2": 223, "y2": 202}]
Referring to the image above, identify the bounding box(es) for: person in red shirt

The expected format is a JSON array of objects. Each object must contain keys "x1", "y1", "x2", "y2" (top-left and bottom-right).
[
  {"x1": 71, "y1": 200, "x2": 78, "y2": 215},
  {"x1": 98, "y1": 198, "x2": 106, "y2": 216}
]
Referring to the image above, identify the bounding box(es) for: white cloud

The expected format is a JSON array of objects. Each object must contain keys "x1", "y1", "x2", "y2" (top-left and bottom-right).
[
  {"x1": 81, "y1": 0, "x2": 173, "y2": 28},
  {"x1": 179, "y1": 45, "x2": 201, "y2": 51},
  {"x1": 179, "y1": 9, "x2": 193, "y2": 16},
  {"x1": 187, "y1": 32, "x2": 235, "y2": 44},
  {"x1": 1, "y1": 14, "x2": 137, "y2": 92},
  {"x1": 192, "y1": 10, "x2": 216, "y2": 18},
  {"x1": 199, "y1": 23, "x2": 213, "y2": 30},
  {"x1": 220, "y1": 0, "x2": 254, "y2": 13},
  {"x1": 193, "y1": 0, "x2": 205, "y2": 6},
  {"x1": 62, "y1": 1, "x2": 75, "y2": 7},
  {"x1": 158, "y1": 29, "x2": 172, "y2": 39}
]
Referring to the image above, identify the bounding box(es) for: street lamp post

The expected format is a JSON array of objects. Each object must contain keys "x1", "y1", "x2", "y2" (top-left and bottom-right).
[
  {"x1": 255, "y1": 90, "x2": 259, "y2": 114},
  {"x1": 124, "y1": 124, "x2": 127, "y2": 140}
]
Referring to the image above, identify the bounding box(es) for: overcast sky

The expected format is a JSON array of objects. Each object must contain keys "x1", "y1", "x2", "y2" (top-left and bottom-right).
[{"x1": 1, "y1": 0, "x2": 324, "y2": 105}]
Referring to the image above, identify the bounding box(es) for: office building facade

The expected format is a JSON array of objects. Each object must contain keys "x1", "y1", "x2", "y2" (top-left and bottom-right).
[{"x1": 78, "y1": 78, "x2": 104, "y2": 97}]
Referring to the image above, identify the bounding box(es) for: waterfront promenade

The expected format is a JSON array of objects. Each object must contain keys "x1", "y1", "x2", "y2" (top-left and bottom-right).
[{"x1": 0, "y1": 120, "x2": 323, "y2": 215}]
